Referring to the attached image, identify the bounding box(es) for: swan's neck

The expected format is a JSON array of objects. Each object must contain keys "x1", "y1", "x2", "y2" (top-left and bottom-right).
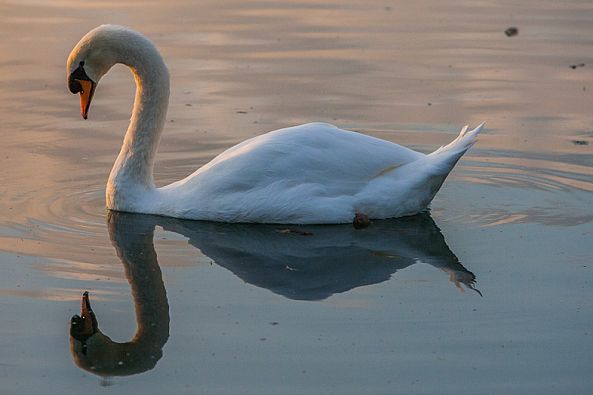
[{"x1": 106, "y1": 39, "x2": 170, "y2": 210}]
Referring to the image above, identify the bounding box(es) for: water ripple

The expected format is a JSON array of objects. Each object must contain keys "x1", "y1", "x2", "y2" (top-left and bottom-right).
[{"x1": 459, "y1": 152, "x2": 593, "y2": 193}]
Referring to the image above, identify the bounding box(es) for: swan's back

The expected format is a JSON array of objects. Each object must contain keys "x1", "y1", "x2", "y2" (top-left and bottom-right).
[{"x1": 170, "y1": 123, "x2": 423, "y2": 193}]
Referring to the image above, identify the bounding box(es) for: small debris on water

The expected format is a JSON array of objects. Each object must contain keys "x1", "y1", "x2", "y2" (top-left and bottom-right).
[
  {"x1": 276, "y1": 228, "x2": 313, "y2": 236},
  {"x1": 570, "y1": 63, "x2": 586, "y2": 69},
  {"x1": 369, "y1": 251, "x2": 399, "y2": 259},
  {"x1": 99, "y1": 378, "x2": 114, "y2": 387},
  {"x1": 236, "y1": 110, "x2": 248, "y2": 114},
  {"x1": 504, "y1": 27, "x2": 518, "y2": 37},
  {"x1": 571, "y1": 140, "x2": 589, "y2": 145}
]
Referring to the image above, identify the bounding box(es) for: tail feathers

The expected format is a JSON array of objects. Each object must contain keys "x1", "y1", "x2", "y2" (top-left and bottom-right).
[
  {"x1": 423, "y1": 122, "x2": 484, "y2": 177},
  {"x1": 429, "y1": 122, "x2": 484, "y2": 158},
  {"x1": 362, "y1": 122, "x2": 484, "y2": 216}
]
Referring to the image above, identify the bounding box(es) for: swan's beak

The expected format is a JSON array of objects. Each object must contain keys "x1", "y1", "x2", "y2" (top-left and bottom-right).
[
  {"x1": 77, "y1": 79, "x2": 96, "y2": 120},
  {"x1": 68, "y1": 62, "x2": 95, "y2": 119}
]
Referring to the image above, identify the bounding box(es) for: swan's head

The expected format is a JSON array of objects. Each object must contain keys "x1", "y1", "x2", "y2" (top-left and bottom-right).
[{"x1": 66, "y1": 25, "x2": 132, "y2": 119}]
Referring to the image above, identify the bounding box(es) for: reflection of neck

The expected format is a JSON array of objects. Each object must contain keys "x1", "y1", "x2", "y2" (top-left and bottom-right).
[{"x1": 111, "y1": 216, "x2": 170, "y2": 355}]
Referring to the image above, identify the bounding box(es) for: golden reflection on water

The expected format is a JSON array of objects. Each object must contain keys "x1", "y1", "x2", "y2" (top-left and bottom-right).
[{"x1": 0, "y1": 287, "x2": 116, "y2": 302}]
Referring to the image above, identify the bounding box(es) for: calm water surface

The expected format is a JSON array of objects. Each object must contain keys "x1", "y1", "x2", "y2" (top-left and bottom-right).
[{"x1": 1, "y1": 0, "x2": 592, "y2": 393}]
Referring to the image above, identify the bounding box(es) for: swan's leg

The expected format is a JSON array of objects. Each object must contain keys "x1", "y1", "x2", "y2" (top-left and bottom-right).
[{"x1": 353, "y1": 213, "x2": 371, "y2": 229}]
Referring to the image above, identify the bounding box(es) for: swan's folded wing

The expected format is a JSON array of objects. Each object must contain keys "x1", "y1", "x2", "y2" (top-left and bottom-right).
[{"x1": 168, "y1": 123, "x2": 424, "y2": 196}]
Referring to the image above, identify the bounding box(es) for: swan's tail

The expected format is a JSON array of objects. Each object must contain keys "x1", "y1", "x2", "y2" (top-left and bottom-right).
[
  {"x1": 403, "y1": 122, "x2": 484, "y2": 209},
  {"x1": 426, "y1": 122, "x2": 484, "y2": 174},
  {"x1": 355, "y1": 123, "x2": 484, "y2": 218}
]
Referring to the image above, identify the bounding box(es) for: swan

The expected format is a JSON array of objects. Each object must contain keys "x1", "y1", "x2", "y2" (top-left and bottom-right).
[{"x1": 67, "y1": 25, "x2": 483, "y2": 224}]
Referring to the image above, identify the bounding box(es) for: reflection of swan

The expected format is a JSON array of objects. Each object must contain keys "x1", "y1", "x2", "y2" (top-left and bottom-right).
[
  {"x1": 67, "y1": 25, "x2": 483, "y2": 224},
  {"x1": 70, "y1": 211, "x2": 478, "y2": 377},
  {"x1": 69, "y1": 212, "x2": 169, "y2": 377}
]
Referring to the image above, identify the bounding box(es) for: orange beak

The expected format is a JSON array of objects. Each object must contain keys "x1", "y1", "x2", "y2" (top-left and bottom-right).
[{"x1": 77, "y1": 79, "x2": 96, "y2": 119}]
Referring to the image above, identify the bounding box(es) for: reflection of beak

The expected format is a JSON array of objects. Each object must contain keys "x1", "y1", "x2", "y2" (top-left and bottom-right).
[
  {"x1": 70, "y1": 291, "x2": 98, "y2": 340},
  {"x1": 80, "y1": 291, "x2": 94, "y2": 332},
  {"x1": 76, "y1": 79, "x2": 96, "y2": 120}
]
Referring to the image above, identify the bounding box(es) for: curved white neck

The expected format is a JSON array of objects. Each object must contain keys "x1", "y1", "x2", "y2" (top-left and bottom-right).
[{"x1": 106, "y1": 34, "x2": 170, "y2": 210}]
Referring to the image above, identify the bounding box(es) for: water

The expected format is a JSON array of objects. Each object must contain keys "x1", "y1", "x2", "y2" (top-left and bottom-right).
[{"x1": 1, "y1": 0, "x2": 592, "y2": 393}]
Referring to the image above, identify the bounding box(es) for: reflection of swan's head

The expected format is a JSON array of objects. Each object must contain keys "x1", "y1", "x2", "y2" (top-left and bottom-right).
[
  {"x1": 70, "y1": 292, "x2": 98, "y2": 357},
  {"x1": 70, "y1": 292, "x2": 164, "y2": 377}
]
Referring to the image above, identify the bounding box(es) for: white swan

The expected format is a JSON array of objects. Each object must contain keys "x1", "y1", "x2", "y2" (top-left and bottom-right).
[{"x1": 67, "y1": 25, "x2": 483, "y2": 224}]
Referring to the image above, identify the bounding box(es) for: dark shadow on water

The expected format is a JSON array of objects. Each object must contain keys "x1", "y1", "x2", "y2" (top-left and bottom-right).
[{"x1": 69, "y1": 211, "x2": 479, "y2": 379}]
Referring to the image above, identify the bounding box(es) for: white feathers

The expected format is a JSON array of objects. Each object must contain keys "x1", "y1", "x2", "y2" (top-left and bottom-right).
[{"x1": 429, "y1": 122, "x2": 484, "y2": 159}]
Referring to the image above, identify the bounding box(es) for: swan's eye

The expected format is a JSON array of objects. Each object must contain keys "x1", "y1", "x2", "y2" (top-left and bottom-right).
[
  {"x1": 69, "y1": 79, "x2": 83, "y2": 94},
  {"x1": 68, "y1": 78, "x2": 82, "y2": 93}
]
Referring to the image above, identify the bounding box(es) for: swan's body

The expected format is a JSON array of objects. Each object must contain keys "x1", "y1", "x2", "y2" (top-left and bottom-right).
[{"x1": 67, "y1": 25, "x2": 483, "y2": 224}]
